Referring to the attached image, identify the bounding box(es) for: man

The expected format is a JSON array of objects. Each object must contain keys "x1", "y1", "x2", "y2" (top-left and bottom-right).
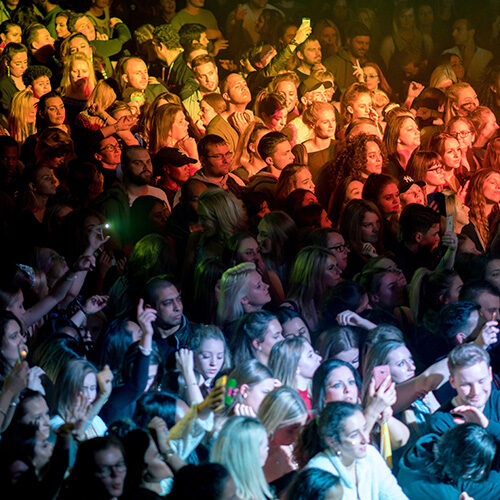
[
  {"x1": 119, "y1": 56, "x2": 167, "y2": 103},
  {"x1": 22, "y1": 65, "x2": 52, "y2": 99},
  {"x1": 192, "y1": 135, "x2": 244, "y2": 195},
  {"x1": 0, "y1": 0, "x2": 18, "y2": 24},
  {"x1": 94, "y1": 135, "x2": 122, "y2": 189},
  {"x1": 295, "y1": 37, "x2": 323, "y2": 81},
  {"x1": 34, "y1": 0, "x2": 63, "y2": 39},
  {"x1": 94, "y1": 146, "x2": 170, "y2": 247},
  {"x1": 151, "y1": 23, "x2": 192, "y2": 95},
  {"x1": 182, "y1": 54, "x2": 219, "y2": 121},
  {"x1": 442, "y1": 17, "x2": 493, "y2": 88},
  {"x1": 430, "y1": 344, "x2": 500, "y2": 442},
  {"x1": 171, "y1": 0, "x2": 222, "y2": 40},
  {"x1": 85, "y1": 0, "x2": 112, "y2": 38},
  {"x1": 459, "y1": 280, "x2": 500, "y2": 323},
  {"x1": 221, "y1": 73, "x2": 251, "y2": 116},
  {"x1": 25, "y1": 23, "x2": 60, "y2": 80},
  {"x1": 256, "y1": 132, "x2": 295, "y2": 179},
  {"x1": 325, "y1": 22, "x2": 371, "y2": 93},
  {"x1": 144, "y1": 276, "x2": 192, "y2": 367}
]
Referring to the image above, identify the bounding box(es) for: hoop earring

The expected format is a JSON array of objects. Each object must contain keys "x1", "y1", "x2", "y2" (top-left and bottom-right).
[{"x1": 7, "y1": 67, "x2": 10, "y2": 78}]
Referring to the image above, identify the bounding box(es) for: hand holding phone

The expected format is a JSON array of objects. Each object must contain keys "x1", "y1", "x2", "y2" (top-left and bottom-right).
[{"x1": 373, "y1": 365, "x2": 391, "y2": 391}]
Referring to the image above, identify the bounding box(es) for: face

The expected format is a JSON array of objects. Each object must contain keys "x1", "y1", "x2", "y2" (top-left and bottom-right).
[
  {"x1": 199, "y1": 100, "x2": 217, "y2": 126},
  {"x1": 0, "y1": 144, "x2": 18, "y2": 176},
  {"x1": 485, "y1": 259, "x2": 500, "y2": 291},
  {"x1": 33, "y1": 28, "x2": 55, "y2": 52},
  {"x1": 299, "y1": 40, "x2": 322, "y2": 65},
  {"x1": 315, "y1": 109, "x2": 336, "y2": 139},
  {"x1": 364, "y1": 141, "x2": 383, "y2": 175},
  {"x1": 292, "y1": 168, "x2": 315, "y2": 193},
  {"x1": 455, "y1": 197, "x2": 470, "y2": 225},
  {"x1": 68, "y1": 37, "x2": 93, "y2": 60},
  {"x1": 43, "y1": 96, "x2": 65, "y2": 126},
  {"x1": 32, "y1": 75, "x2": 51, "y2": 99},
  {"x1": 126, "y1": 149, "x2": 153, "y2": 185},
  {"x1": 426, "y1": 161, "x2": 446, "y2": 186},
  {"x1": 456, "y1": 86, "x2": 479, "y2": 115},
  {"x1": 195, "y1": 62, "x2": 218, "y2": 93},
  {"x1": 320, "y1": 26, "x2": 338, "y2": 49},
  {"x1": 451, "y1": 361, "x2": 492, "y2": 409},
  {"x1": 360, "y1": 211, "x2": 380, "y2": 244},
  {"x1": 378, "y1": 183, "x2": 400, "y2": 216},
  {"x1": 149, "y1": 201, "x2": 168, "y2": 228},
  {"x1": 449, "y1": 120, "x2": 474, "y2": 150},
  {"x1": 70, "y1": 59, "x2": 90, "y2": 85},
  {"x1": 398, "y1": 118, "x2": 421, "y2": 149},
  {"x1": 2, "y1": 25, "x2": 21, "y2": 44},
  {"x1": 267, "y1": 108, "x2": 287, "y2": 132},
  {"x1": 418, "y1": 222, "x2": 441, "y2": 250},
  {"x1": 268, "y1": 140, "x2": 295, "y2": 171},
  {"x1": 145, "y1": 364, "x2": 158, "y2": 392},
  {"x1": 245, "y1": 270, "x2": 271, "y2": 308},
  {"x1": 203, "y1": 142, "x2": 232, "y2": 176},
  {"x1": 481, "y1": 171, "x2": 500, "y2": 205},
  {"x1": 324, "y1": 255, "x2": 342, "y2": 288},
  {"x1": 400, "y1": 184, "x2": 425, "y2": 207},
  {"x1": 255, "y1": 319, "x2": 284, "y2": 361},
  {"x1": 441, "y1": 138, "x2": 461, "y2": 169},
  {"x1": 334, "y1": 348, "x2": 360, "y2": 370},
  {"x1": 34, "y1": 166, "x2": 57, "y2": 195},
  {"x1": 325, "y1": 366, "x2": 358, "y2": 404},
  {"x1": 124, "y1": 59, "x2": 148, "y2": 90},
  {"x1": 144, "y1": 438, "x2": 173, "y2": 481},
  {"x1": 237, "y1": 237, "x2": 260, "y2": 264},
  {"x1": 94, "y1": 446, "x2": 127, "y2": 498},
  {"x1": 1, "y1": 319, "x2": 25, "y2": 365},
  {"x1": 244, "y1": 378, "x2": 275, "y2": 413},
  {"x1": 282, "y1": 317, "x2": 311, "y2": 342},
  {"x1": 349, "y1": 35, "x2": 370, "y2": 59},
  {"x1": 34, "y1": 439, "x2": 54, "y2": 471},
  {"x1": 8, "y1": 51, "x2": 27, "y2": 78},
  {"x1": 97, "y1": 136, "x2": 122, "y2": 166},
  {"x1": 298, "y1": 342, "x2": 322, "y2": 379},
  {"x1": 346, "y1": 180, "x2": 363, "y2": 201},
  {"x1": 167, "y1": 163, "x2": 190, "y2": 184},
  {"x1": 75, "y1": 16, "x2": 96, "y2": 42},
  {"x1": 375, "y1": 272, "x2": 406, "y2": 309},
  {"x1": 276, "y1": 80, "x2": 298, "y2": 113},
  {"x1": 155, "y1": 285, "x2": 183, "y2": 328},
  {"x1": 55, "y1": 15, "x2": 70, "y2": 39},
  {"x1": 452, "y1": 19, "x2": 471, "y2": 46},
  {"x1": 476, "y1": 292, "x2": 500, "y2": 322},
  {"x1": 82, "y1": 372, "x2": 97, "y2": 406},
  {"x1": 21, "y1": 396, "x2": 51, "y2": 440},
  {"x1": 349, "y1": 93, "x2": 372, "y2": 120},
  {"x1": 195, "y1": 338, "x2": 225, "y2": 382},
  {"x1": 170, "y1": 110, "x2": 189, "y2": 142},
  {"x1": 335, "y1": 411, "x2": 369, "y2": 462},
  {"x1": 449, "y1": 54, "x2": 465, "y2": 80},
  {"x1": 273, "y1": 414, "x2": 307, "y2": 446},
  {"x1": 387, "y1": 345, "x2": 416, "y2": 383},
  {"x1": 326, "y1": 232, "x2": 349, "y2": 271},
  {"x1": 227, "y1": 74, "x2": 251, "y2": 105}
]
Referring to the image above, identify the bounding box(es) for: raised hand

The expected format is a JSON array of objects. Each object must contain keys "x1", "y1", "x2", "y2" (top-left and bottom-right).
[
  {"x1": 83, "y1": 295, "x2": 109, "y2": 314},
  {"x1": 97, "y1": 365, "x2": 114, "y2": 398},
  {"x1": 137, "y1": 298, "x2": 157, "y2": 337},
  {"x1": 451, "y1": 405, "x2": 489, "y2": 428}
]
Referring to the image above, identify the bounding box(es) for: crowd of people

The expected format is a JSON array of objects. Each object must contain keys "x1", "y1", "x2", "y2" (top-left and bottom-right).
[{"x1": 0, "y1": 0, "x2": 500, "y2": 499}]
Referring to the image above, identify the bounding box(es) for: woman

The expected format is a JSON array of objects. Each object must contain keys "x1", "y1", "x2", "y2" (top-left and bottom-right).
[
  {"x1": 443, "y1": 189, "x2": 470, "y2": 234},
  {"x1": 36, "y1": 91, "x2": 68, "y2": 134},
  {"x1": 51, "y1": 358, "x2": 109, "y2": 439},
  {"x1": 0, "y1": 312, "x2": 28, "y2": 385},
  {"x1": 339, "y1": 83, "x2": 374, "y2": 131},
  {"x1": 149, "y1": 103, "x2": 198, "y2": 164},
  {"x1": 317, "y1": 326, "x2": 360, "y2": 370},
  {"x1": 429, "y1": 64, "x2": 457, "y2": 90},
  {"x1": 362, "y1": 62, "x2": 392, "y2": 96},
  {"x1": 301, "y1": 102, "x2": 337, "y2": 181},
  {"x1": 340, "y1": 199, "x2": 384, "y2": 277},
  {"x1": 406, "y1": 151, "x2": 446, "y2": 196},
  {"x1": 445, "y1": 116, "x2": 482, "y2": 175},
  {"x1": 231, "y1": 310, "x2": 284, "y2": 366},
  {"x1": 76, "y1": 79, "x2": 117, "y2": 131},
  {"x1": 328, "y1": 177, "x2": 365, "y2": 226},
  {"x1": 232, "y1": 122, "x2": 269, "y2": 183},
  {"x1": 310, "y1": 228, "x2": 351, "y2": 277},
  {"x1": 286, "y1": 246, "x2": 343, "y2": 332},
  {"x1": 470, "y1": 106, "x2": 499, "y2": 149},
  {"x1": 59, "y1": 52, "x2": 97, "y2": 126},
  {"x1": 0, "y1": 42, "x2": 27, "y2": 115},
  {"x1": 269, "y1": 337, "x2": 322, "y2": 410},
  {"x1": 258, "y1": 387, "x2": 308, "y2": 483},
  {"x1": 444, "y1": 82, "x2": 478, "y2": 124},
  {"x1": 384, "y1": 115, "x2": 421, "y2": 178},
  {"x1": 275, "y1": 164, "x2": 316, "y2": 203},
  {"x1": 429, "y1": 132, "x2": 463, "y2": 191},
  {"x1": 362, "y1": 173, "x2": 400, "y2": 220},
  {"x1": 276, "y1": 308, "x2": 311, "y2": 342},
  {"x1": 307, "y1": 402, "x2": 408, "y2": 499},
  {"x1": 463, "y1": 169, "x2": 500, "y2": 252},
  {"x1": 11, "y1": 389, "x2": 51, "y2": 441},
  {"x1": 286, "y1": 468, "x2": 342, "y2": 500},
  {"x1": 8, "y1": 88, "x2": 36, "y2": 145},
  {"x1": 254, "y1": 91, "x2": 288, "y2": 133},
  {"x1": 216, "y1": 263, "x2": 271, "y2": 329},
  {"x1": 211, "y1": 416, "x2": 273, "y2": 500}
]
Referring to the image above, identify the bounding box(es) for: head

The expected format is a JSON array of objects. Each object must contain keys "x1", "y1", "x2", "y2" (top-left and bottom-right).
[
  {"x1": 317, "y1": 326, "x2": 359, "y2": 370},
  {"x1": 198, "y1": 134, "x2": 233, "y2": 177},
  {"x1": 191, "y1": 54, "x2": 218, "y2": 93},
  {"x1": 362, "y1": 173, "x2": 400, "y2": 217},
  {"x1": 439, "y1": 301, "x2": 481, "y2": 347},
  {"x1": 1, "y1": 42, "x2": 27, "y2": 79},
  {"x1": 275, "y1": 308, "x2": 311, "y2": 343},
  {"x1": 446, "y1": 116, "x2": 476, "y2": 151},
  {"x1": 272, "y1": 72, "x2": 299, "y2": 113},
  {"x1": 399, "y1": 203, "x2": 441, "y2": 249},
  {"x1": 121, "y1": 57, "x2": 149, "y2": 91},
  {"x1": 302, "y1": 102, "x2": 336, "y2": 140},
  {"x1": 459, "y1": 280, "x2": 500, "y2": 322},
  {"x1": 257, "y1": 131, "x2": 294, "y2": 172},
  {"x1": 22, "y1": 65, "x2": 52, "y2": 99},
  {"x1": 286, "y1": 468, "x2": 342, "y2": 500},
  {"x1": 340, "y1": 83, "x2": 372, "y2": 126},
  {"x1": 384, "y1": 115, "x2": 420, "y2": 155},
  {"x1": 254, "y1": 91, "x2": 287, "y2": 132},
  {"x1": 345, "y1": 22, "x2": 370, "y2": 60},
  {"x1": 221, "y1": 73, "x2": 251, "y2": 107},
  {"x1": 144, "y1": 277, "x2": 183, "y2": 329},
  {"x1": 122, "y1": 146, "x2": 153, "y2": 186},
  {"x1": 406, "y1": 150, "x2": 445, "y2": 189},
  {"x1": 296, "y1": 37, "x2": 322, "y2": 68}
]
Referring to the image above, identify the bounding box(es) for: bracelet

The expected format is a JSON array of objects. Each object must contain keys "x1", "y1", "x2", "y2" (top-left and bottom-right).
[
  {"x1": 289, "y1": 39, "x2": 300, "y2": 46},
  {"x1": 113, "y1": 122, "x2": 119, "y2": 133},
  {"x1": 9, "y1": 401, "x2": 17, "y2": 408},
  {"x1": 138, "y1": 345, "x2": 152, "y2": 356},
  {"x1": 184, "y1": 382, "x2": 198, "y2": 388}
]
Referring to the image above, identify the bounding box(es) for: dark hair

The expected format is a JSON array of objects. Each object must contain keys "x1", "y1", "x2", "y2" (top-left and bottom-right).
[
  {"x1": 320, "y1": 281, "x2": 366, "y2": 330},
  {"x1": 318, "y1": 401, "x2": 363, "y2": 446},
  {"x1": 295, "y1": 204, "x2": 326, "y2": 230},
  {"x1": 169, "y1": 463, "x2": 232, "y2": 500},
  {"x1": 286, "y1": 468, "x2": 340, "y2": 500},
  {"x1": 144, "y1": 276, "x2": 176, "y2": 308},
  {"x1": 312, "y1": 359, "x2": 361, "y2": 414},
  {"x1": 434, "y1": 423, "x2": 496, "y2": 483},
  {"x1": 153, "y1": 23, "x2": 180, "y2": 49},
  {"x1": 0, "y1": 311, "x2": 23, "y2": 378},
  {"x1": 22, "y1": 64, "x2": 52, "y2": 86},
  {"x1": 11, "y1": 389, "x2": 46, "y2": 425},
  {"x1": 257, "y1": 131, "x2": 289, "y2": 162},
  {"x1": 121, "y1": 429, "x2": 150, "y2": 491},
  {"x1": 198, "y1": 134, "x2": 227, "y2": 159},
  {"x1": 178, "y1": 23, "x2": 206, "y2": 50},
  {"x1": 459, "y1": 279, "x2": 500, "y2": 303},
  {"x1": 438, "y1": 301, "x2": 481, "y2": 344},
  {"x1": 398, "y1": 203, "x2": 440, "y2": 244},
  {"x1": 317, "y1": 326, "x2": 359, "y2": 361},
  {"x1": 362, "y1": 173, "x2": 398, "y2": 210},
  {"x1": 133, "y1": 391, "x2": 180, "y2": 429}
]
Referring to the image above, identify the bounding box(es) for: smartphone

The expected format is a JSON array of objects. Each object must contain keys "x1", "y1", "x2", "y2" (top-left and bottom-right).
[
  {"x1": 301, "y1": 17, "x2": 310, "y2": 27},
  {"x1": 445, "y1": 215, "x2": 454, "y2": 233},
  {"x1": 373, "y1": 365, "x2": 391, "y2": 391},
  {"x1": 17, "y1": 344, "x2": 27, "y2": 364},
  {"x1": 214, "y1": 375, "x2": 227, "y2": 411}
]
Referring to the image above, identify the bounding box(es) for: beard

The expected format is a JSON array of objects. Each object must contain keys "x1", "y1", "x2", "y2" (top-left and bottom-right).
[{"x1": 127, "y1": 170, "x2": 152, "y2": 186}]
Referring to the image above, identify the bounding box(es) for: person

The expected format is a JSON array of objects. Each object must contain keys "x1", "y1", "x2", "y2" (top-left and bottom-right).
[
  {"x1": 275, "y1": 165, "x2": 315, "y2": 204},
  {"x1": 0, "y1": 41, "x2": 27, "y2": 115},
  {"x1": 306, "y1": 401, "x2": 408, "y2": 499},
  {"x1": 210, "y1": 416, "x2": 273, "y2": 500},
  {"x1": 444, "y1": 82, "x2": 479, "y2": 124},
  {"x1": 339, "y1": 83, "x2": 373, "y2": 131},
  {"x1": 406, "y1": 151, "x2": 446, "y2": 197},
  {"x1": 294, "y1": 37, "x2": 323, "y2": 81},
  {"x1": 255, "y1": 91, "x2": 288, "y2": 133},
  {"x1": 325, "y1": 22, "x2": 371, "y2": 93},
  {"x1": 256, "y1": 131, "x2": 295, "y2": 181},
  {"x1": 362, "y1": 62, "x2": 392, "y2": 96},
  {"x1": 8, "y1": 88, "x2": 36, "y2": 145},
  {"x1": 285, "y1": 468, "x2": 342, "y2": 500},
  {"x1": 470, "y1": 106, "x2": 499, "y2": 149},
  {"x1": 171, "y1": 0, "x2": 222, "y2": 41},
  {"x1": 398, "y1": 423, "x2": 500, "y2": 500}
]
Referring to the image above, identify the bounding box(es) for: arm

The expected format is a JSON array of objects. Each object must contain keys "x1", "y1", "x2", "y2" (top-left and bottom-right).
[
  {"x1": 92, "y1": 22, "x2": 131, "y2": 58},
  {"x1": 176, "y1": 348, "x2": 203, "y2": 406},
  {"x1": 436, "y1": 231, "x2": 458, "y2": 271},
  {"x1": 387, "y1": 415, "x2": 410, "y2": 449},
  {"x1": 0, "y1": 361, "x2": 29, "y2": 432}
]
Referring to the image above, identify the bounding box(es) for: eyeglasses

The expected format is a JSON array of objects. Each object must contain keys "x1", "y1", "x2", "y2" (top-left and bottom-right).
[
  {"x1": 328, "y1": 244, "x2": 349, "y2": 253},
  {"x1": 428, "y1": 164, "x2": 444, "y2": 173},
  {"x1": 207, "y1": 151, "x2": 233, "y2": 161},
  {"x1": 95, "y1": 461, "x2": 126, "y2": 477},
  {"x1": 99, "y1": 144, "x2": 122, "y2": 153},
  {"x1": 451, "y1": 130, "x2": 472, "y2": 139}
]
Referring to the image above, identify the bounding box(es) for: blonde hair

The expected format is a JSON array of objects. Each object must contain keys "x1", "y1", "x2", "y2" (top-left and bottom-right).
[
  {"x1": 59, "y1": 52, "x2": 96, "y2": 97},
  {"x1": 258, "y1": 386, "x2": 307, "y2": 436},
  {"x1": 444, "y1": 82, "x2": 474, "y2": 124},
  {"x1": 210, "y1": 416, "x2": 272, "y2": 500},
  {"x1": 8, "y1": 89, "x2": 36, "y2": 144},
  {"x1": 148, "y1": 103, "x2": 184, "y2": 154},
  {"x1": 302, "y1": 101, "x2": 335, "y2": 128},
  {"x1": 83, "y1": 80, "x2": 117, "y2": 127},
  {"x1": 268, "y1": 337, "x2": 310, "y2": 389},
  {"x1": 217, "y1": 262, "x2": 255, "y2": 326},
  {"x1": 430, "y1": 64, "x2": 457, "y2": 89}
]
